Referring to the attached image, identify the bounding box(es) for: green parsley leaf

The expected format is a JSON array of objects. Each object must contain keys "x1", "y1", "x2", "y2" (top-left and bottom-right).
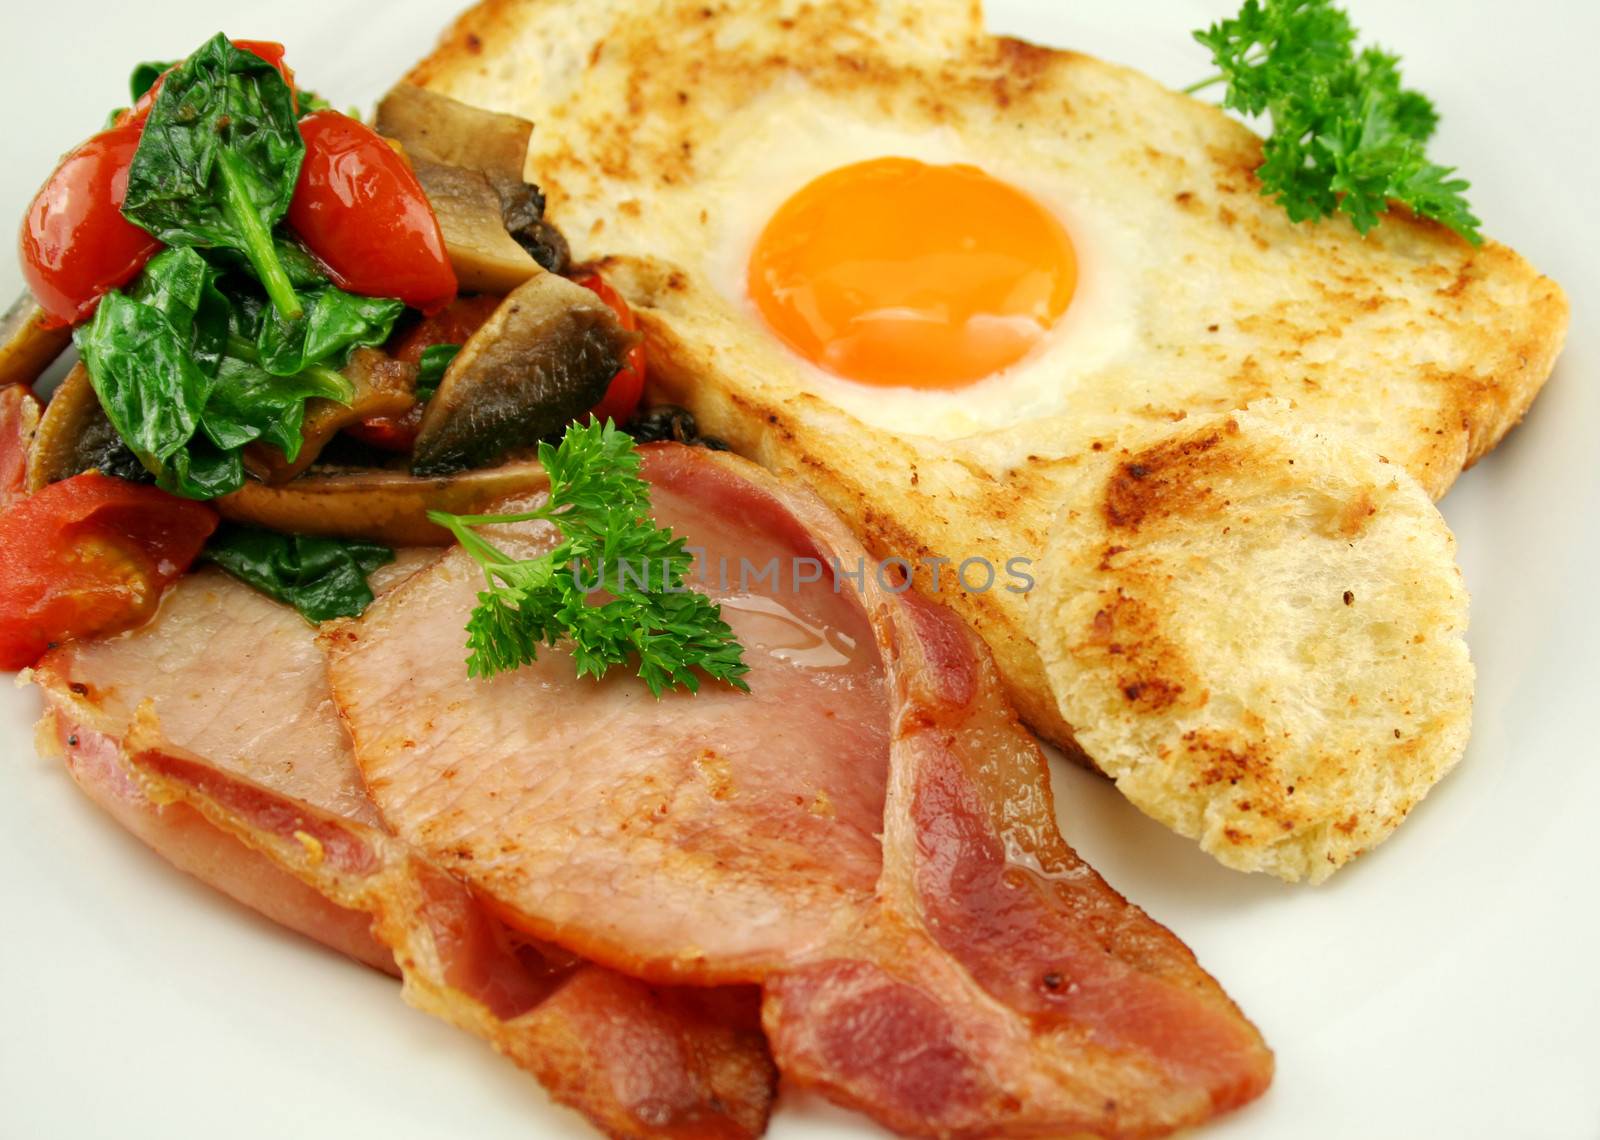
[
  {"x1": 428, "y1": 419, "x2": 750, "y2": 696},
  {"x1": 1188, "y1": 0, "x2": 1480, "y2": 243}
]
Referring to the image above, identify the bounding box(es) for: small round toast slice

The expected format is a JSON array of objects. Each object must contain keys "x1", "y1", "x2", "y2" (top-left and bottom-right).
[{"x1": 1029, "y1": 403, "x2": 1473, "y2": 883}]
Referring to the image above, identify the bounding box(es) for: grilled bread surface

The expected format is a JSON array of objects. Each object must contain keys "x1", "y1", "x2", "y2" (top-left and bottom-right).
[
  {"x1": 1029, "y1": 404, "x2": 1473, "y2": 882},
  {"x1": 407, "y1": 0, "x2": 1557, "y2": 876}
]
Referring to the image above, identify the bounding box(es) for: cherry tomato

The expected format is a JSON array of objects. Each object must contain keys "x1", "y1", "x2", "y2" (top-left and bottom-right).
[
  {"x1": 288, "y1": 110, "x2": 457, "y2": 314},
  {"x1": 119, "y1": 40, "x2": 296, "y2": 129},
  {"x1": 0, "y1": 473, "x2": 217, "y2": 670},
  {"x1": 575, "y1": 273, "x2": 647, "y2": 425},
  {"x1": 344, "y1": 295, "x2": 502, "y2": 451},
  {"x1": 390, "y1": 295, "x2": 503, "y2": 361},
  {"x1": 232, "y1": 40, "x2": 293, "y2": 86},
  {"x1": 19, "y1": 124, "x2": 162, "y2": 328}
]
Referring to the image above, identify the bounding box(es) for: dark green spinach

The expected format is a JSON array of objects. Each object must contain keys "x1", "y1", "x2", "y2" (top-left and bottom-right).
[
  {"x1": 74, "y1": 249, "x2": 226, "y2": 496},
  {"x1": 204, "y1": 524, "x2": 395, "y2": 623},
  {"x1": 77, "y1": 36, "x2": 414, "y2": 503},
  {"x1": 257, "y1": 288, "x2": 405, "y2": 377},
  {"x1": 128, "y1": 60, "x2": 175, "y2": 102},
  {"x1": 75, "y1": 246, "x2": 387, "y2": 500},
  {"x1": 415, "y1": 343, "x2": 461, "y2": 402},
  {"x1": 122, "y1": 33, "x2": 307, "y2": 318},
  {"x1": 202, "y1": 355, "x2": 351, "y2": 460}
]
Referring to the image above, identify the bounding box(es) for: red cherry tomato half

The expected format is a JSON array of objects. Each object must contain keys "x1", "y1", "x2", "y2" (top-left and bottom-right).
[
  {"x1": 19, "y1": 124, "x2": 163, "y2": 328},
  {"x1": 0, "y1": 473, "x2": 217, "y2": 670},
  {"x1": 390, "y1": 294, "x2": 503, "y2": 361},
  {"x1": 344, "y1": 295, "x2": 502, "y2": 451},
  {"x1": 575, "y1": 273, "x2": 647, "y2": 425},
  {"x1": 119, "y1": 39, "x2": 295, "y2": 129},
  {"x1": 288, "y1": 110, "x2": 457, "y2": 314},
  {"x1": 231, "y1": 40, "x2": 292, "y2": 84}
]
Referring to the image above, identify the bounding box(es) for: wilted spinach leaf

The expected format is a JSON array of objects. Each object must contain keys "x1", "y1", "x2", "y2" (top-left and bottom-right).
[
  {"x1": 202, "y1": 355, "x2": 351, "y2": 460},
  {"x1": 161, "y1": 436, "x2": 245, "y2": 500},
  {"x1": 256, "y1": 288, "x2": 404, "y2": 377},
  {"x1": 75, "y1": 248, "x2": 363, "y2": 500},
  {"x1": 415, "y1": 343, "x2": 461, "y2": 402},
  {"x1": 73, "y1": 249, "x2": 226, "y2": 490},
  {"x1": 129, "y1": 60, "x2": 175, "y2": 102},
  {"x1": 127, "y1": 246, "x2": 231, "y2": 372},
  {"x1": 122, "y1": 33, "x2": 306, "y2": 318},
  {"x1": 204, "y1": 524, "x2": 395, "y2": 623}
]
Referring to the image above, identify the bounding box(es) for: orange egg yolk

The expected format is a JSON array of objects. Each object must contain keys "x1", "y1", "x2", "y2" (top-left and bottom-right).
[{"x1": 747, "y1": 157, "x2": 1077, "y2": 389}]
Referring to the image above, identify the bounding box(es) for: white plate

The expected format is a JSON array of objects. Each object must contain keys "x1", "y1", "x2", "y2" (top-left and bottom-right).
[{"x1": 2, "y1": 2, "x2": 1596, "y2": 1138}]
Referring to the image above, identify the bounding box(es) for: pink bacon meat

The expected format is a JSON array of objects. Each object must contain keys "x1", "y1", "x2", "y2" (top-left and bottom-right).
[
  {"x1": 326, "y1": 444, "x2": 1274, "y2": 1138},
  {"x1": 30, "y1": 563, "x2": 776, "y2": 1140}
]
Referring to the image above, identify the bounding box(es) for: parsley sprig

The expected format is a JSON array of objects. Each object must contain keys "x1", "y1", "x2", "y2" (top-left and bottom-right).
[
  {"x1": 1187, "y1": 0, "x2": 1481, "y2": 243},
  {"x1": 427, "y1": 421, "x2": 750, "y2": 696}
]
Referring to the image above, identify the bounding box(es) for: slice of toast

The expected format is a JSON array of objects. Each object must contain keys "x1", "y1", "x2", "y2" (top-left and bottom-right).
[
  {"x1": 1028, "y1": 404, "x2": 1473, "y2": 882},
  {"x1": 405, "y1": 0, "x2": 1551, "y2": 875}
]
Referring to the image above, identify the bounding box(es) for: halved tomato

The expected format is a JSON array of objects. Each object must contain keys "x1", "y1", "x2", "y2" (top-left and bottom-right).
[
  {"x1": 0, "y1": 474, "x2": 217, "y2": 670},
  {"x1": 574, "y1": 273, "x2": 647, "y2": 425}
]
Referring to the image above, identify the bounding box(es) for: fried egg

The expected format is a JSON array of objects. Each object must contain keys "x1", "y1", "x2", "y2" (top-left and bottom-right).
[{"x1": 701, "y1": 109, "x2": 1137, "y2": 436}]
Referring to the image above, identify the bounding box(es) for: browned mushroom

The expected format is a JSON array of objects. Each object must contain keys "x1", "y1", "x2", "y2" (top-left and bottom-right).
[
  {"x1": 377, "y1": 84, "x2": 532, "y2": 183},
  {"x1": 26, "y1": 363, "x2": 148, "y2": 491},
  {"x1": 376, "y1": 84, "x2": 568, "y2": 289},
  {"x1": 0, "y1": 292, "x2": 72, "y2": 390},
  {"x1": 217, "y1": 460, "x2": 549, "y2": 546},
  {"x1": 406, "y1": 157, "x2": 544, "y2": 293},
  {"x1": 411, "y1": 273, "x2": 632, "y2": 475},
  {"x1": 244, "y1": 348, "x2": 418, "y2": 484}
]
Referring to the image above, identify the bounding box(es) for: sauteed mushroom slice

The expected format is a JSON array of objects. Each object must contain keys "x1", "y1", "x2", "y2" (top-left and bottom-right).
[
  {"x1": 377, "y1": 85, "x2": 568, "y2": 285},
  {"x1": 27, "y1": 363, "x2": 149, "y2": 491},
  {"x1": 411, "y1": 273, "x2": 631, "y2": 476},
  {"x1": 244, "y1": 348, "x2": 418, "y2": 484},
  {"x1": 217, "y1": 460, "x2": 549, "y2": 546},
  {"x1": 377, "y1": 84, "x2": 532, "y2": 183},
  {"x1": 407, "y1": 157, "x2": 544, "y2": 293},
  {"x1": 0, "y1": 292, "x2": 72, "y2": 390}
]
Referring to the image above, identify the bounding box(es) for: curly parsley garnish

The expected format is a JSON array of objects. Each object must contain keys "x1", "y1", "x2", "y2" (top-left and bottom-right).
[
  {"x1": 427, "y1": 420, "x2": 750, "y2": 696},
  {"x1": 1187, "y1": 0, "x2": 1481, "y2": 243}
]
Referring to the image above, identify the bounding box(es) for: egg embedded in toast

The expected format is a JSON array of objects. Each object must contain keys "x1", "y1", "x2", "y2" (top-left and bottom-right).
[{"x1": 409, "y1": 0, "x2": 1563, "y2": 877}]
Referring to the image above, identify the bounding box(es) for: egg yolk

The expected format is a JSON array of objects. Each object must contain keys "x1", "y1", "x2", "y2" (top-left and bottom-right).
[{"x1": 747, "y1": 157, "x2": 1077, "y2": 389}]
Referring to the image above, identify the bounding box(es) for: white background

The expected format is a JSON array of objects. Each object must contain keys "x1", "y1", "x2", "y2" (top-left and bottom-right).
[{"x1": 1, "y1": 2, "x2": 1596, "y2": 1138}]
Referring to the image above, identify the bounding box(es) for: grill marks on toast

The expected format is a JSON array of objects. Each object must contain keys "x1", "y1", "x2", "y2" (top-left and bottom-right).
[{"x1": 1031, "y1": 406, "x2": 1473, "y2": 881}]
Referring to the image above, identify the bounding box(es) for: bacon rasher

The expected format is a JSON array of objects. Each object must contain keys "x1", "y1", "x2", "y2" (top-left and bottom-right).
[
  {"x1": 327, "y1": 445, "x2": 1273, "y2": 1138},
  {"x1": 30, "y1": 564, "x2": 775, "y2": 1140}
]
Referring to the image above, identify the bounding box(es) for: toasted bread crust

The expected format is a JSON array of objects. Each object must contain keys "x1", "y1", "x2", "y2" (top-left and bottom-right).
[
  {"x1": 1029, "y1": 406, "x2": 1473, "y2": 881},
  {"x1": 408, "y1": 0, "x2": 1566, "y2": 508},
  {"x1": 405, "y1": 0, "x2": 1552, "y2": 871}
]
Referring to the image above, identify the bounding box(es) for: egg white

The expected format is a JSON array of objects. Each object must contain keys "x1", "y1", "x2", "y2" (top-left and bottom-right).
[{"x1": 701, "y1": 102, "x2": 1141, "y2": 440}]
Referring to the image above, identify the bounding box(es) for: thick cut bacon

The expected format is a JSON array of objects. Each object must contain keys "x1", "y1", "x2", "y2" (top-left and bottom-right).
[
  {"x1": 325, "y1": 482, "x2": 888, "y2": 981},
  {"x1": 328, "y1": 444, "x2": 1274, "y2": 1138},
  {"x1": 30, "y1": 567, "x2": 775, "y2": 1140},
  {"x1": 40, "y1": 712, "x2": 396, "y2": 974}
]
